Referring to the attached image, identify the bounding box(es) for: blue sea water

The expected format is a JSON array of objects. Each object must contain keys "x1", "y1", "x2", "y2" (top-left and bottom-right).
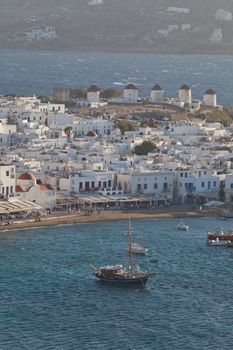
[
  {"x1": 1, "y1": 217, "x2": 233, "y2": 349},
  {"x1": 0, "y1": 49, "x2": 233, "y2": 105}
]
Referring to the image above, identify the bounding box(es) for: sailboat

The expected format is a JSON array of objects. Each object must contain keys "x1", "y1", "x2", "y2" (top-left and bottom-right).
[{"x1": 93, "y1": 219, "x2": 151, "y2": 286}]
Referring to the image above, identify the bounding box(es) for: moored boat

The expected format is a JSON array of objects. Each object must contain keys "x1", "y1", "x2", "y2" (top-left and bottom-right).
[
  {"x1": 177, "y1": 222, "x2": 189, "y2": 231},
  {"x1": 94, "y1": 265, "x2": 150, "y2": 286},
  {"x1": 207, "y1": 228, "x2": 233, "y2": 241},
  {"x1": 93, "y1": 219, "x2": 152, "y2": 286},
  {"x1": 207, "y1": 238, "x2": 230, "y2": 246},
  {"x1": 130, "y1": 242, "x2": 149, "y2": 255}
]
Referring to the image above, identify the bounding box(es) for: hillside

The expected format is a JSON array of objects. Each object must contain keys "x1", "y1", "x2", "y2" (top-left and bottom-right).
[{"x1": 0, "y1": 0, "x2": 233, "y2": 54}]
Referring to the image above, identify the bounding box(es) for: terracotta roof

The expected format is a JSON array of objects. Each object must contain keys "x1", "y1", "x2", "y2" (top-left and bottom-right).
[
  {"x1": 38, "y1": 183, "x2": 54, "y2": 191},
  {"x1": 15, "y1": 185, "x2": 24, "y2": 193},
  {"x1": 151, "y1": 83, "x2": 163, "y2": 91},
  {"x1": 86, "y1": 130, "x2": 97, "y2": 137},
  {"x1": 18, "y1": 172, "x2": 36, "y2": 180},
  {"x1": 179, "y1": 84, "x2": 191, "y2": 91},
  {"x1": 124, "y1": 83, "x2": 138, "y2": 90},
  {"x1": 87, "y1": 84, "x2": 101, "y2": 92},
  {"x1": 204, "y1": 89, "x2": 216, "y2": 95}
]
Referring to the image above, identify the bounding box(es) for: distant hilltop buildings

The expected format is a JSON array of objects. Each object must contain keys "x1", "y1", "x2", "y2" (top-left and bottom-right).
[
  {"x1": 167, "y1": 7, "x2": 190, "y2": 14},
  {"x1": 11, "y1": 25, "x2": 57, "y2": 42},
  {"x1": 215, "y1": 9, "x2": 232, "y2": 21},
  {"x1": 88, "y1": 0, "x2": 103, "y2": 5}
]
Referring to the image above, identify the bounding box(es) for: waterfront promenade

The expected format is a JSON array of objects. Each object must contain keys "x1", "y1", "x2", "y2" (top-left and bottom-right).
[{"x1": 0, "y1": 207, "x2": 218, "y2": 232}]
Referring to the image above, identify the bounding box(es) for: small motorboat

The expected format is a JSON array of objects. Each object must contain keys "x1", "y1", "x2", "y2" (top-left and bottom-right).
[
  {"x1": 177, "y1": 222, "x2": 189, "y2": 231},
  {"x1": 130, "y1": 242, "x2": 149, "y2": 255}
]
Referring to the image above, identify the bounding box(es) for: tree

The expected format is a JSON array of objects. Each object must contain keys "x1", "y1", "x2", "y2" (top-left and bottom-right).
[
  {"x1": 100, "y1": 88, "x2": 121, "y2": 99},
  {"x1": 116, "y1": 120, "x2": 135, "y2": 134},
  {"x1": 64, "y1": 126, "x2": 73, "y2": 142},
  {"x1": 134, "y1": 140, "x2": 157, "y2": 155}
]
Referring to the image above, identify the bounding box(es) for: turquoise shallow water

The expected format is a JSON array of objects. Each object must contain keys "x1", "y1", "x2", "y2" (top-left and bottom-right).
[{"x1": 1, "y1": 217, "x2": 233, "y2": 349}]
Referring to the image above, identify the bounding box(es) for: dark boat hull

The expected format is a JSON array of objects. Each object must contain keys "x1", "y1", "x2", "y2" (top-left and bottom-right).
[
  {"x1": 208, "y1": 233, "x2": 233, "y2": 241},
  {"x1": 95, "y1": 274, "x2": 149, "y2": 286}
]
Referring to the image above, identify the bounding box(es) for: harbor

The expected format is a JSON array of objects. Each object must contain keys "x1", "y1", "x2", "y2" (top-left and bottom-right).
[{"x1": 1, "y1": 217, "x2": 233, "y2": 349}]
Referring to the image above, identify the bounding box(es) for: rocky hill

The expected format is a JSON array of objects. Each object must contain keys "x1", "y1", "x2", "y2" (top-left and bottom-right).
[{"x1": 0, "y1": 0, "x2": 233, "y2": 54}]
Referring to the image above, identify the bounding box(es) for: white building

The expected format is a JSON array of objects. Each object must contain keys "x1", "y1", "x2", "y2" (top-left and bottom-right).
[
  {"x1": 37, "y1": 102, "x2": 65, "y2": 114},
  {"x1": 16, "y1": 172, "x2": 56, "y2": 209},
  {"x1": 203, "y1": 89, "x2": 217, "y2": 107},
  {"x1": 0, "y1": 119, "x2": 17, "y2": 145},
  {"x1": 215, "y1": 9, "x2": 232, "y2": 21},
  {"x1": 181, "y1": 24, "x2": 191, "y2": 31},
  {"x1": 74, "y1": 118, "x2": 113, "y2": 137},
  {"x1": 87, "y1": 84, "x2": 101, "y2": 103},
  {"x1": 24, "y1": 26, "x2": 57, "y2": 41},
  {"x1": 131, "y1": 171, "x2": 173, "y2": 203},
  {"x1": 224, "y1": 174, "x2": 233, "y2": 201},
  {"x1": 47, "y1": 113, "x2": 74, "y2": 129},
  {"x1": 210, "y1": 29, "x2": 222, "y2": 43},
  {"x1": 179, "y1": 84, "x2": 192, "y2": 106},
  {"x1": 151, "y1": 84, "x2": 164, "y2": 104},
  {"x1": 175, "y1": 169, "x2": 220, "y2": 203},
  {"x1": 123, "y1": 84, "x2": 138, "y2": 103},
  {"x1": 88, "y1": 0, "x2": 103, "y2": 5},
  {"x1": 0, "y1": 164, "x2": 16, "y2": 198},
  {"x1": 165, "y1": 122, "x2": 200, "y2": 137},
  {"x1": 167, "y1": 7, "x2": 190, "y2": 14},
  {"x1": 69, "y1": 170, "x2": 115, "y2": 194}
]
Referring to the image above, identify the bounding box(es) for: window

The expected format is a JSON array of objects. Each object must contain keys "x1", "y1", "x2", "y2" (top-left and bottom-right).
[
  {"x1": 163, "y1": 183, "x2": 168, "y2": 190},
  {"x1": 214, "y1": 181, "x2": 217, "y2": 187},
  {"x1": 91, "y1": 181, "x2": 95, "y2": 188},
  {"x1": 180, "y1": 173, "x2": 183, "y2": 177},
  {"x1": 202, "y1": 182, "x2": 205, "y2": 188},
  {"x1": 231, "y1": 183, "x2": 233, "y2": 189},
  {"x1": 185, "y1": 173, "x2": 187, "y2": 178},
  {"x1": 79, "y1": 182, "x2": 83, "y2": 189},
  {"x1": 144, "y1": 184, "x2": 147, "y2": 190},
  {"x1": 137, "y1": 184, "x2": 142, "y2": 191},
  {"x1": 108, "y1": 180, "x2": 111, "y2": 187},
  {"x1": 10, "y1": 186, "x2": 13, "y2": 193},
  {"x1": 6, "y1": 171, "x2": 9, "y2": 176},
  {"x1": 2, "y1": 187, "x2": 4, "y2": 195},
  {"x1": 154, "y1": 183, "x2": 158, "y2": 189}
]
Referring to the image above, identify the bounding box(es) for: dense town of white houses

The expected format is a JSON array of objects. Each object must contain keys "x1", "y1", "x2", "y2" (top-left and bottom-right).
[{"x1": 0, "y1": 82, "x2": 233, "y2": 214}]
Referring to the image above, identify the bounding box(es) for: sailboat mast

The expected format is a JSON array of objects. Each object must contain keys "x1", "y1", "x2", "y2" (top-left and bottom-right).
[{"x1": 128, "y1": 218, "x2": 134, "y2": 277}]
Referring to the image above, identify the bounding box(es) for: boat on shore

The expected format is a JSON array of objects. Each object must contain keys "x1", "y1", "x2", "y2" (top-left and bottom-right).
[
  {"x1": 177, "y1": 222, "x2": 189, "y2": 231},
  {"x1": 207, "y1": 228, "x2": 233, "y2": 241},
  {"x1": 92, "y1": 219, "x2": 152, "y2": 287}
]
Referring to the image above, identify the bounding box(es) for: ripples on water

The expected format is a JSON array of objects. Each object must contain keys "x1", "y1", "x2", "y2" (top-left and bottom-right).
[
  {"x1": 1, "y1": 218, "x2": 233, "y2": 349},
  {"x1": 0, "y1": 50, "x2": 233, "y2": 106}
]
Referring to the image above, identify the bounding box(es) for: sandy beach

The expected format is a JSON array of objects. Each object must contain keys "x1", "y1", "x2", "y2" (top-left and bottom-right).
[{"x1": 0, "y1": 208, "x2": 219, "y2": 232}]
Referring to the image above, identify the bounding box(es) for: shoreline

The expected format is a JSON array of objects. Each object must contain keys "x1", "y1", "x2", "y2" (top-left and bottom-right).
[{"x1": 0, "y1": 208, "x2": 218, "y2": 232}]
